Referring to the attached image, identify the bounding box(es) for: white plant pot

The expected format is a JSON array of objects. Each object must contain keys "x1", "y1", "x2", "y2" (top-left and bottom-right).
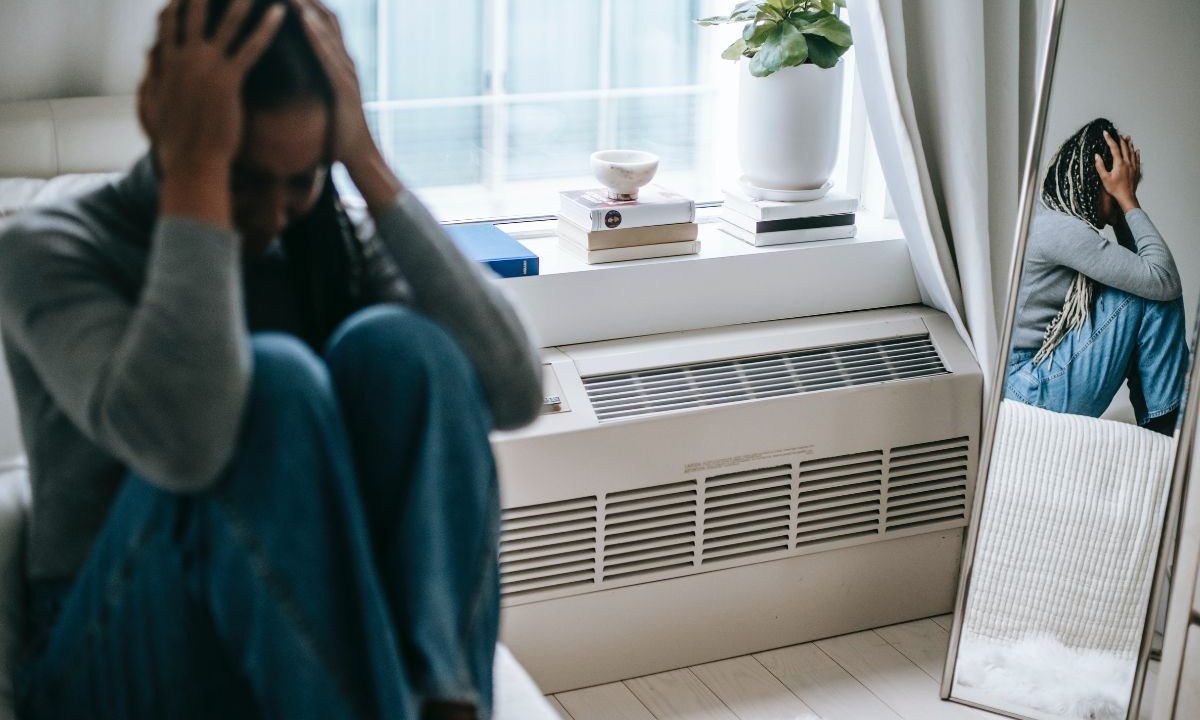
[{"x1": 738, "y1": 59, "x2": 845, "y2": 196}]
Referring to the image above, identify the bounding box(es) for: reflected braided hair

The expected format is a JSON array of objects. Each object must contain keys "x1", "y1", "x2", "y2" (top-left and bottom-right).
[{"x1": 1032, "y1": 118, "x2": 1119, "y2": 366}]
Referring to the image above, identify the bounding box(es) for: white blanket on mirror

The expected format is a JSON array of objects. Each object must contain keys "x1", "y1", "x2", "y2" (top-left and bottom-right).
[
  {"x1": 953, "y1": 631, "x2": 1134, "y2": 720},
  {"x1": 961, "y1": 399, "x2": 1173, "y2": 654}
]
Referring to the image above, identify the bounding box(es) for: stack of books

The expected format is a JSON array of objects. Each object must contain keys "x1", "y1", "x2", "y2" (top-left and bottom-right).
[
  {"x1": 719, "y1": 187, "x2": 858, "y2": 247},
  {"x1": 557, "y1": 187, "x2": 698, "y2": 264}
]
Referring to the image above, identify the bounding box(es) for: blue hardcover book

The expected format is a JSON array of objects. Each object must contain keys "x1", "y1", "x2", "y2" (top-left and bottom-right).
[{"x1": 445, "y1": 223, "x2": 540, "y2": 278}]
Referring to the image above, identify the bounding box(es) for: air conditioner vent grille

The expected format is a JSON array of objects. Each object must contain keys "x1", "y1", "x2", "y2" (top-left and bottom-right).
[
  {"x1": 500, "y1": 497, "x2": 597, "y2": 598},
  {"x1": 602, "y1": 481, "x2": 698, "y2": 581},
  {"x1": 498, "y1": 437, "x2": 973, "y2": 604},
  {"x1": 583, "y1": 335, "x2": 948, "y2": 422},
  {"x1": 885, "y1": 437, "x2": 970, "y2": 531},
  {"x1": 701, "y1": 466, "x2": 791, "y2": 564},
  {"x1": 796, "y1": 452, "x2": 883, "y2": 546}
]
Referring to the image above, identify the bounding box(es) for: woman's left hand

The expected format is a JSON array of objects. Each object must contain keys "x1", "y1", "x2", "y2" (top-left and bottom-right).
[{"x1": 291, "y1": 0, "x2": 403, "y2": 209}]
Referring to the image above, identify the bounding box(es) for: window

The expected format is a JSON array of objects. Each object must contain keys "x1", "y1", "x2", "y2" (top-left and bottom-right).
[{"x1": 329, "y1": 1, "x2": 886, "y2": 223}]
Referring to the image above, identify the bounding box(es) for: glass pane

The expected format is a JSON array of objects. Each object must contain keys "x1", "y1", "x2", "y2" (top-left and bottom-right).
[
  {"x1": 614, "y1": 94, "x2": 700, "y2": 172},
  {"x1": 371, "y1": 107, "x2": 484, "y2": 187},
  {"x1": 507, "y1": 1, "x2": 601, "y2": 93},
  {"x1": 506, "y1": 101, "x2": 599, "y2": 181},
  {"x1": 326, "y1": 0, "x2": 379, "y2": 101},
  {"x1": 382, "y1": 4, "x2": 484, "y2": 99},
  {"x1": 610, "y1": 0, "x2": 700, "y2": 88}
]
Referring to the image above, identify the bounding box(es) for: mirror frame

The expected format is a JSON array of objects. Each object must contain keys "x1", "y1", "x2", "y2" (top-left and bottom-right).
[
  {"x1": 938, "y1": 0, "x2": 1066, "y2": 701},
  {"x1": 937, "y1": 0, "x2": 1197, "y2": 716}
]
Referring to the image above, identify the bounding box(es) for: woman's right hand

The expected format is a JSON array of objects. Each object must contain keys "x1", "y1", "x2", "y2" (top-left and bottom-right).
[
  {"x1": 1095, "y1": 130, "x2": 1142, "y2": 214},
  {"x1": 138, "y1": 0, "x2": 284, "y2": 226}
]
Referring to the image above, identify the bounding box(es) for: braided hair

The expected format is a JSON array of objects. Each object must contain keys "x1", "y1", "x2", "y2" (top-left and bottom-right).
[{"x1": 1032, "y1": 118, "x2": 1119, "y2": 366}]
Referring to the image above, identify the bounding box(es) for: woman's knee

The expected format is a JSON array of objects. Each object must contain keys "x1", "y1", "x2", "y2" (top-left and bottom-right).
[
  {"x1": 250, "y1": 333, "x2": 329, "y2": 400},
  {"x1": 325, "y1": 305, "x2": 479, "y2": 389},
  {"x1": 241, "y1": 333, "x2": 340, "y2": 440},
  {"x1": 216, "y1": 335, "x2": 350, "y2": 500}
]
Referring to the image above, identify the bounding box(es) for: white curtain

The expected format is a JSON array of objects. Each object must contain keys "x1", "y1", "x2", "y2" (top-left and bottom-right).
[{"x1": 847, "y1": 0, "x2": 1042, "y2": 398}]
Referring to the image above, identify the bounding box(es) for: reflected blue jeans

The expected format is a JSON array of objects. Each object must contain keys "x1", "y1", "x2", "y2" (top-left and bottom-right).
[
  {"x1": 16, "y1": 306, "x2": 500, "y2": 719},
  {"x1": 1005, "y1": 285, "x2": 1188, "y2": 425}
]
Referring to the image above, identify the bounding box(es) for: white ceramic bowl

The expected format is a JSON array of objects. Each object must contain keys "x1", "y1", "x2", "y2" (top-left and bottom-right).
[{"x1": 590, "y1": 149, "x2": 659, "y2": 201}]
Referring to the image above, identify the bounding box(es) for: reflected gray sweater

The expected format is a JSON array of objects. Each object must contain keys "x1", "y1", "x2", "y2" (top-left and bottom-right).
[
  {"x1": 1012, "y1": 204, "x2": 1182, "y2": 350},
  {"x1": 0, "y1": 155, "x2": 543, "y2": 581}
]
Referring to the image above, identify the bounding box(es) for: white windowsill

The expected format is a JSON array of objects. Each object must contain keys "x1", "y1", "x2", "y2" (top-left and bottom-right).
[{"x1": 487, "y1": 212, "x2": 920, "y2": 348}]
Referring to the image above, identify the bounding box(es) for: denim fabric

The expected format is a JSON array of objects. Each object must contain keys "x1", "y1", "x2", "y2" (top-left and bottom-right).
[
  {"x1": 1005, "y1": 285, "x2": 1188, "y2": 425},
  {"x1": 16, "y1": 306, "x2": 500, "y2": 719}
]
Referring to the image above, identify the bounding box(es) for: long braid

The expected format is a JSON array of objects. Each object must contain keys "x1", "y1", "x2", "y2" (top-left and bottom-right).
[{"x1": 1032, "y1": 118, "x2": 1118, "y2": 366}]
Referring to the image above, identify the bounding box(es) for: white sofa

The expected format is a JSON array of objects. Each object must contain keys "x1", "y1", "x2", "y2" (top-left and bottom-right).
[{"x1": 0, "y1": 96, "x2": 557, "y2": 719}]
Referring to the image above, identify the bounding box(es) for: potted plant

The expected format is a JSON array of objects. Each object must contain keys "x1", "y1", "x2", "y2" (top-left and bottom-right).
[{"x1": 698, "y1": 0, "x2": 853, "y2": 198}]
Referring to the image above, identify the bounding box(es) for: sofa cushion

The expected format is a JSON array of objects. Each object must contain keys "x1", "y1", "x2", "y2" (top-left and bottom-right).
[{"x1": 0, "y1": 180, "x2": 45, "y2": 219}]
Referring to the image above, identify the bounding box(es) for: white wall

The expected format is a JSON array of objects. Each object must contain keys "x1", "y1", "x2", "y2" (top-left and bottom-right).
[
  {"x1": 0, "y1": 1, "x2": 157, "y2": 102},
  {"x1": 1040, "y1": 0, "x2": 1200, "y2": 325}
]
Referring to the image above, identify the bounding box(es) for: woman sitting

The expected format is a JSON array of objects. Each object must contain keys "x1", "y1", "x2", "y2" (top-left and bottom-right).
[
  {"x1": 0, "y1": 0, "x2": 542, "y2": 717},
  {"x1": 1005, "y1": 118, "x2": 1187, "y2": 435}
]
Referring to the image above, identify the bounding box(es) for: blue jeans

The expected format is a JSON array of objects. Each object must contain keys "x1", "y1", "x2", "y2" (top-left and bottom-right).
[
  {"x1": 1005, "y1": 286, "x2": 1188, "y2": 425},
  {"x1": 16, "y1": 306, "x2": 500, "y2": 719}
]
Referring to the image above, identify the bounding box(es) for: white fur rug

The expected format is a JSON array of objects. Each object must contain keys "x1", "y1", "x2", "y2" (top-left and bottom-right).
[{"x1": 954, "y1": 632, "x2": 1135, "y2": 720}]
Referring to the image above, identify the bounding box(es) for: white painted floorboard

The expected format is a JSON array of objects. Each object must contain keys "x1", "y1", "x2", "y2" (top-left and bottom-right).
[
  {"x1": 625, "y1": 669, "x2": 740, "y2": 720},
  {"x1": 815, "y1": 630, "x2": 991, "y2": 720},
  {"x1": 549, "y1": 615, "x2": 1006, "y2": 720},
  {"x1": 546, "y1": 695, "x2": 573, "y2": 719},
  {"x1": 689, "y1": 656, "x2": 821, "y2": 720},
  {"x1": 557, "y1": 682, "x2": 657, "y2": 720},
  {"x1": 874, "y1": 618, "x2": 952, "y2": 681}
]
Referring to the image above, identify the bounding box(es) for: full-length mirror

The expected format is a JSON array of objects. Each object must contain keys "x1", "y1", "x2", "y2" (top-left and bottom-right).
[{"x1": 943, "y1": 0, "x2": 1200, "y2": 718}]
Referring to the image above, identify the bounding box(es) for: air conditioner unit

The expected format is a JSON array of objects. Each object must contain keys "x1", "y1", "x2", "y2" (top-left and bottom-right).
[{"x1": 492, "y1": 305, "x2": 982, "y2": 693}]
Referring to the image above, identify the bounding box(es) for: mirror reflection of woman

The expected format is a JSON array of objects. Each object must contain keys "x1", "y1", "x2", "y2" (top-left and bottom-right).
[{"x1": 1005, "y1": 119, "x2": 1187, "y2": 435}]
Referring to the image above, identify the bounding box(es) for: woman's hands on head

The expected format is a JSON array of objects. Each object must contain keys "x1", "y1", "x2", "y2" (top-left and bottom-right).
[
  {"x1": 291, "y1": 0, "x2": 404, "y2": 213},
  {"x1": 139, "y1": 0, "x2": 285, "y2": 228},
  {"x1": 1095, "y1": 130, "x2": 1142, "y2": 216}
]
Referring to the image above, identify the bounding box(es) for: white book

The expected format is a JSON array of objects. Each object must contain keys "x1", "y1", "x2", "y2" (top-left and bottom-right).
[
  {"x1": 720, "y1": 207, "x2": 855, "y2": 235},
  {"x1": 559, "y1": 186, "x2": 695, "y2": 232},
  {"x1": 559, "y1": 235, "x2": 700, "y2": 264},
  {"x1": 719, "y1": 221, "x2": 857, "y2": 247},
  {"x1": 557, "y1": 218, "x2": 699, "y2": 250},
  {"x1": 722, "y1": 186, "x2": 858, "y2": 222}
]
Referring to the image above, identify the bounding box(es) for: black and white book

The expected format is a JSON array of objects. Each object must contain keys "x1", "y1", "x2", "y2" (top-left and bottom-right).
[
  {"x1": 719, "y1": 221, "x2": 857, "y2": 247},
  {"x1": 719, "y1": 207, "x2": 855, "y2": 235}
]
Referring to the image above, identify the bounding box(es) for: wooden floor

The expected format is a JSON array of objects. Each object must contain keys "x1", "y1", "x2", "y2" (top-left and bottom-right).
[{"x1": 543, "y1": 614, "x2": 1003, "y2": 720}]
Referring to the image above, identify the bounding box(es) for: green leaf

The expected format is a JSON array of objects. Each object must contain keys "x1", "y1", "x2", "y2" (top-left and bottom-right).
[
  {"x1": 798, "y1": 14, "x2": 852, "y2": 48},
  {"x1": 695, "y1": 2, "x2": 760, "y2": 26},
  {"x1": 804, "y1": 34, "x2": 846, "y2": 67},
  {"x1": 721, "y1": 38, "x2": 749, "y2": 61},
  {"x1": 743, "y1": 17, "x2": 778, "y2": 45},
  {"x1": 750, "y1": 21, "x2": 809, "y2": 77}
]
